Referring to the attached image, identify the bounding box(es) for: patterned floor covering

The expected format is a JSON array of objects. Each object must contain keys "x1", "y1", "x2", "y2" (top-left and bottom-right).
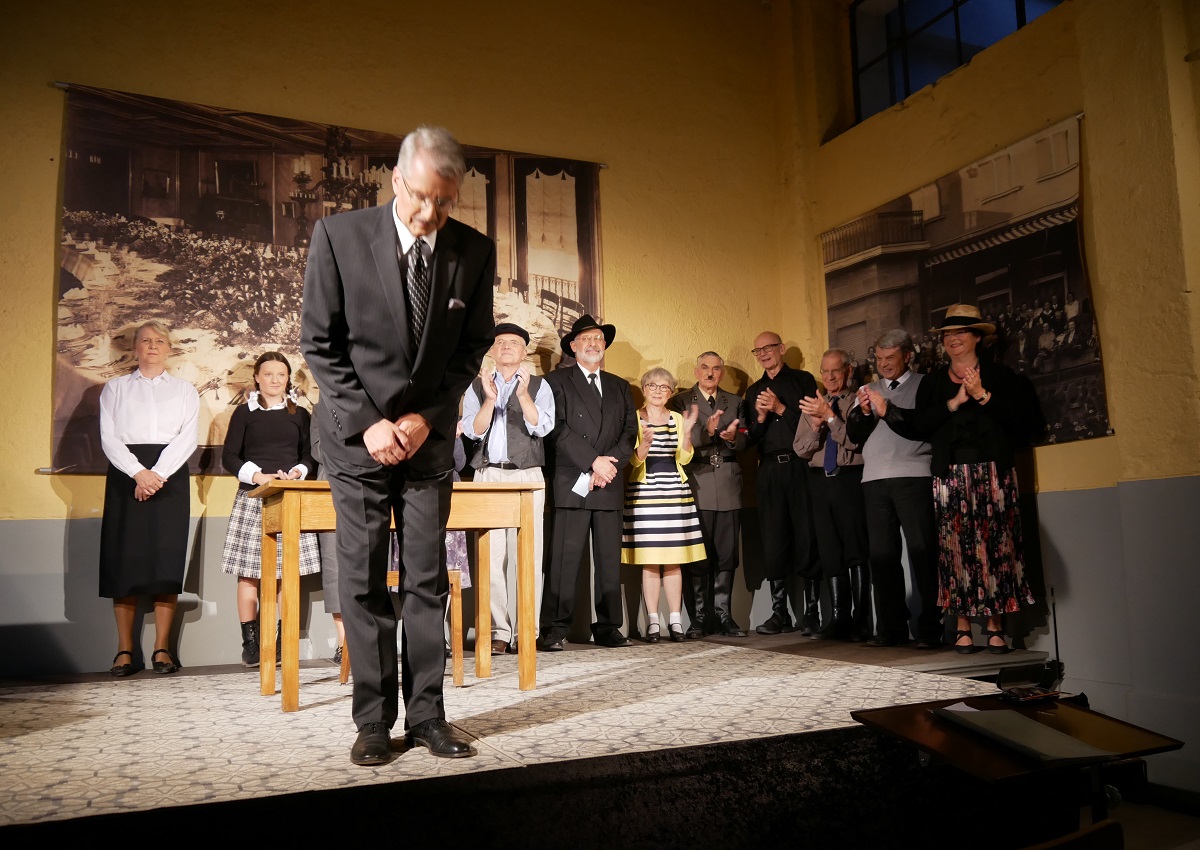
[{"x1": 0, "y1": 642, "x2": 996, "y2": 828}]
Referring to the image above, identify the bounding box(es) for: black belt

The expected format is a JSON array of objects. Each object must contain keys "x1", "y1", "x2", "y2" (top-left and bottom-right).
[
  {"x1": 766, "y1": 452, "x2": 795, "y2": 464},
  {"x1": 485, "y1": 462, "x2": 520, "y2": 470}
]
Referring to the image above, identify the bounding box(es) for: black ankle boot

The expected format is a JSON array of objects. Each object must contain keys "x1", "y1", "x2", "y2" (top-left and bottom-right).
[
  {"x1": 849, "y1": 563, "x2": 872, "y2": 642},
  {"x1": 800, "y1": 578, "x2": 821, "y2": 637},
  {"x1": 713, "y1": 570, "x2": 746, "y2": 636},
  {"x1": 275, "y1": 621, "x2": 282, "y2": 666},
  {"x1": 755, "y1": 579, "x2": 795, "y2": 635},
  {"x1": 240, "y1": 621, "x2": 260, "y2": 668},
  {"x1": 816, "y1": 576, "x2": 851, "y2": 640}
]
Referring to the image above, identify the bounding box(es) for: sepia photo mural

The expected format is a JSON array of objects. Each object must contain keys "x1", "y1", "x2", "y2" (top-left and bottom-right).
[
  {"x1": 820, "y1": 114, "x2": 1109, "y2": 446},
  {"x1": 53, "y1": 84, "x2": 603, "y2": 473}
]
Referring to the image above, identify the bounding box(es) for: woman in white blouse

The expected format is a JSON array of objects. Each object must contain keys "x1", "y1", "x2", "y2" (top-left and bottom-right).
[{"x1": 98, "y1": 321, "x2": 199, "y2": 676}]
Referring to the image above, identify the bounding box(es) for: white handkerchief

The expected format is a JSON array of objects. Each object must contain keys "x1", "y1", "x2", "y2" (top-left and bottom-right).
[
  {"x1": 571, "y1": 472, "x2": 591, "y2": 497},
  {"x1": 447, "y1": 297, "x2": 465, "y2": 310}
]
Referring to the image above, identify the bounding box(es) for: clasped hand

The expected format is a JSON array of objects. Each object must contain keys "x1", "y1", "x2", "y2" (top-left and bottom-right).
[
  {"x1": 133, "y1": 469, "x2": 167, "y2": 502},
  {"x1": 364, "y1": 413, "x2": 431, "y2": 466}
]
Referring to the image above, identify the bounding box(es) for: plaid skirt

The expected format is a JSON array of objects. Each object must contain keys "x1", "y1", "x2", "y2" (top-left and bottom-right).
[{"x1": 221, "y1": 488, "x2": 321, "y2": 579}]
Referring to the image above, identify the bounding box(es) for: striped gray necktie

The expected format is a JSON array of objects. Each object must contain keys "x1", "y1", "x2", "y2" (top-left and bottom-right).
[{"x1": 405, "y1": 239, "x2": 429, "y2": 349}]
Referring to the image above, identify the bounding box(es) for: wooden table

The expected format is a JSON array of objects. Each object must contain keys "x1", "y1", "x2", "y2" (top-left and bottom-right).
[
  {"x1": 852, "y1": 695, "x2": 1183, "y2": 822},
  {"x1": 250, "y1": 479, "x2": 544, "y2": 711}
]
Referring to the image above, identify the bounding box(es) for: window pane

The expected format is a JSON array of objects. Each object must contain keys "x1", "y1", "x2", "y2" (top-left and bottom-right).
[
  {"x1": 859, "y1": 58, "x2": 897, "y2": 120},
  {"x1": 907, "y1": 12, "x2": 958, "y2": 94},
  {"x1": 960, "y1": 0, "x2": 1018, "y2": 61},
  {"x1": 1025, "y1": 0, "x2": 1064, "y2": 25},
  {"x1": 903, "y1": 0, "x2": 954, "y2": 32},
  {"x1": 855, "y1": 0, "x2": 899, "y2": 68}
]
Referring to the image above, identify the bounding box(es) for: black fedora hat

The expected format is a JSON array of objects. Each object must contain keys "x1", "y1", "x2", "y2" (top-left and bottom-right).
[
  {"x1": 491, "y1": 322, "x2": 530, "y2": 345},
  {"x1": 560, "y1": 314, "x2": 616, "y2": 355}
]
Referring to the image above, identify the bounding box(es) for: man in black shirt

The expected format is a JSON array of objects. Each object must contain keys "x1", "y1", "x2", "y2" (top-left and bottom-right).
[{"x1": 744, "y1": 331, "x2": 821, "y2": 635}]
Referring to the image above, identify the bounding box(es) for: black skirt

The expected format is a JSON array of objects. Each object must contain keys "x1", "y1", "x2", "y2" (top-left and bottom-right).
[{"x1": 98, "y1": 444, "x2": 190, "y2": 598}]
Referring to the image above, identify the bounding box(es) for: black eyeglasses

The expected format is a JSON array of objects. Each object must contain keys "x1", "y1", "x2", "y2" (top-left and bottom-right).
[
  {"x1": 399, "y1": 170, "x2": 457, "y2": 211},
  {"x1": 750, "y1": 343, "x2": 783, "y2": 356}
]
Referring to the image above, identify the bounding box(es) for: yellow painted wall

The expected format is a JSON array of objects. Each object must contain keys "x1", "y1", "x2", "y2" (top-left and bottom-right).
[
  {"x1": 790, "y1": 0, "x2": 1200, "y2": 492},
  {"x1": 2, "y1": 0, "x2": 1197, "y2": 521},
  {"x1": 0, "y1": 0, "x2": 782, "y2": 521}
]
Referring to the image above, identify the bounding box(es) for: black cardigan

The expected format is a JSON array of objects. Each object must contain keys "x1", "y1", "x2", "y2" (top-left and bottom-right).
[{"x1": 881, "y1": 359, "x2": 1045, "y2": 477}]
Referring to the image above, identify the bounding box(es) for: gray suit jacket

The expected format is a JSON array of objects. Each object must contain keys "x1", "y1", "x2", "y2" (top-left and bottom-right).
[
  {"x1": 669, "y1": 386, "x2": 747, "y2": 511},
  {"x1": 300, "y1": 204, "x2": 495, "y2": 476},
  {"x1": 544, "y1": 367, "x2": 636, "y2": 511}
]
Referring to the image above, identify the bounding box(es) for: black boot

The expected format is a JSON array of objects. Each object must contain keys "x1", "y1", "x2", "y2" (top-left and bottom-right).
[
  {"x1": 849, "y1": 563, "x2": 872, "y2": 642},
  {"x1": 816, "y1": 577, "x2": 851, "y2": 640},
  {"x1": 755, "y1": 579, "x2": 795, "y2": 635},
  {"x1": 686, "y1": 573, "x2": 707, "y2": 639},
  {"x1": 800, "y1": 578, "x2": 821, "y2": 637},
  {"x1": 275, "y1": 621, "x2": 282, "y2": 666},
  {"x1": 240, "y1": 621, "x2": 260, "y2": 668},
  {"x1": 713, "y1": 570, "x2": 746, "y2": 636}
]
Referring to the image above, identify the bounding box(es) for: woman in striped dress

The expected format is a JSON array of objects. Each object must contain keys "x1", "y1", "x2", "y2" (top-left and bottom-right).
[{"x1": 622, "y1": 368, "x2": 707, "y2": 643}]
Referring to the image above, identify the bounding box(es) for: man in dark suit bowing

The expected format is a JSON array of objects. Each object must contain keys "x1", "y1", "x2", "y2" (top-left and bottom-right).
[
  {"x1": 539, "y1": 315, "x2": 638, "y2": 651},
  {"x1": 301, "y1": 126, "x2": 494, "y2": 765}
]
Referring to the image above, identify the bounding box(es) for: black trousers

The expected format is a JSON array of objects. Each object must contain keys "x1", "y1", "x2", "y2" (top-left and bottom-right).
[
  {"x1": 755, "y1": 455, "x2": 819, "y2": 581},
  {"x1": 324, "y1": 454, "x2": 450, "y2": 733},
  {"x1": 542, "y1": 507, "x2": 623, "y2": 640},
  {"x1": 807, "y1": 465, "x2": 868, "y2": 580},
  {"x1": 863, "y1": 476, "x2": 941, "y2": 641},
  {"x1": 695, "y1": 508, "x2": 740, "y2": 575}
]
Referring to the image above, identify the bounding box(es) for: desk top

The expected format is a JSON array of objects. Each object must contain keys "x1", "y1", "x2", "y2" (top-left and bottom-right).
[
  {"x1": 249, "y1": 479, "x2": 546, "y2": 496},
  {"x1": 852, "y1": 695, "x2": 1183, "y2": 782}
]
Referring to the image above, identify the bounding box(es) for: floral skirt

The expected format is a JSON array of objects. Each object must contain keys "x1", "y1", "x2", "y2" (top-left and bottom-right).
[{"x1": 933, "y1": 462, "x2": 1035, "y2": 617}]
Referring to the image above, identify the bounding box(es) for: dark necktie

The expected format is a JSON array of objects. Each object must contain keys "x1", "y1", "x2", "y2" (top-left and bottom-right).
[
  {"x1": 889, "y1": 379, "x2": 899, "y2": 390},
  {"x1": 405, "y1": 239, "x2": 429, "y2": 349},
  {"x1": 588, "y1": 372, "x2": 601, "y2": 400},
  {"x1": 707, "y1": 394, "x2": 716, "y2": 408},
  {"x1": 823, "y1": 396, "x2": 840, "y2": 474}
]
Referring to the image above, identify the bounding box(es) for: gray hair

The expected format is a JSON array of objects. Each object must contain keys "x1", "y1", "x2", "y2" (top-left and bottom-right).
[
  {"x1": 873, "y1": 328, "x2": 915, "y2": 355},
  {"x1": 821, "y1": 348, "x2": 850, "y2": 370},
  {"x1": 397, "y1": 126, "x2": 467, "y2": 183},
  {"x1": 641, "y1": 367, "x2": 676, "y2": 391},
  {"x1": 695, "y1": 351, "x2": 723, "y2": 365}
]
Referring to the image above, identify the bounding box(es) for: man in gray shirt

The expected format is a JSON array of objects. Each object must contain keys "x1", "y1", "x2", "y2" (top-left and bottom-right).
[{"x1": 845, "y1": 329, "x2": 943, "y2": 648}]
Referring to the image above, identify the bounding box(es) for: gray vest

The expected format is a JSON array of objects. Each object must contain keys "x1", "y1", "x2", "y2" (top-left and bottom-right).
[{"x1": 467, "y1": 374, "x2": 546, "y2": 470}]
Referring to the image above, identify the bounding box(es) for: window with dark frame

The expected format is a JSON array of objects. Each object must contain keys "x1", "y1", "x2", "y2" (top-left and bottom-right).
[{"x1": 851, "y1": 0, "x2": 1064, "y2": 123}]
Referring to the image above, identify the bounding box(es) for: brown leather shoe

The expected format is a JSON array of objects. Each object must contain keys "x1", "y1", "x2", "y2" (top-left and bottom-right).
[{"x1": 490, "y1": 639, "x2": 509, "y2": 655}]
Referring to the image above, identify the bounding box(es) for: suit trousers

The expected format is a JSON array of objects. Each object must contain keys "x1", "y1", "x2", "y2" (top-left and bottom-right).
[
  {"x1": 755, "y1": 456, "x2": 819, "y2": 581},
  {"x1": 472, "y1": 464, "x2": 545, "y2": 644},
  {"x1": 324, "y1": 453, "x2": 450, "y2": 732},
  {"x1": 863, "y1": 476, "x2": 941, "y2": 641},
  {"x1": 542, "y1": 507, "x2": 623, "y2": 640},
  {"x1": 696, "y1": 508, "x2": 740, "y2": 576},
  {"x1": 807, "y1": 466, "x2": 868, "y2": 580}
]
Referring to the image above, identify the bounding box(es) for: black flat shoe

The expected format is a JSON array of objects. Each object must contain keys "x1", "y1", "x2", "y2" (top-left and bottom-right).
[
  {"x1": 685, "y1": 621, "x2": 705, "y2": 640},
  {"x1": 982, "y1": 627, "x2": 1013, "y2": 655},
  {"x1": 151, "y1": 649, "x2": 179, "y2": 674},
  {"x1": 110, "y1": 650, "x2": 135, "y2": 677},
  {"x1": 408, "y1": 718, "x2": 476, "y2": 759},
  {"x1": 351, "y1": 722, "x2": 393, "y2": 766},
  {"x1": 952, "y1": 629, "x2": 981, "y2": 655},
  {"x1": 668, "y1": 623, "x2": 686, "y2": 643},
  {"x1": 644, "y1": 624, "x2": 660, "y2": 644}
]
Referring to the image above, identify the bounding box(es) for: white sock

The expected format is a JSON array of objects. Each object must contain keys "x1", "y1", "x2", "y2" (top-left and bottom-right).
[
  {"x1": 668, "y1": 612, "x2": 682, "y2": 626},
  {"x1": 647, "y1": 614, "x2": 660, "y2": 632}
]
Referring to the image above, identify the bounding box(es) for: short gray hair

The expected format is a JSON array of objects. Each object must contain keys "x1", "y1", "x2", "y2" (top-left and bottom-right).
[
  {"x1": 873, "y1": 328, "x2": 915, "y2": 355},
  {"x1": 821, "y1": 348, "x2": 850, "y2": 370},
  {"x1": 397, "y1": 126, "x2": 467, "y2": 183},
  {"x1": 695, "y1": 351, "x2": 723, "y2": 365},
  {"x1": 641, "y1": 367, "x2": 676, "y2": 391}
]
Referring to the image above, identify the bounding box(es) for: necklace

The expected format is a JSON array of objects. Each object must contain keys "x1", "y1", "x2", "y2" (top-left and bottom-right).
[{"x1": 949, "y1": 360, "x2": 979, "y2": 381}]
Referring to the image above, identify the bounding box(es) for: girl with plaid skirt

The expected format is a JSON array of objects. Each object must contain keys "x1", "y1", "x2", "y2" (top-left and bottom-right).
[{"x1": 221, "y1": 352, "x2": 320, "y2": 667}]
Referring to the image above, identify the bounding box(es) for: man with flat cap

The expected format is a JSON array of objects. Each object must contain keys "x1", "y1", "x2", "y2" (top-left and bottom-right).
[
  {"x1": 301, "y1": 126, "x2": 492, "y2": 765},
  {"x1": 460, "y1": 322, "x2": 554, "y2": 655},
  {"x1": 539, "y1": 314, "x2": 638, "y2": 650}
]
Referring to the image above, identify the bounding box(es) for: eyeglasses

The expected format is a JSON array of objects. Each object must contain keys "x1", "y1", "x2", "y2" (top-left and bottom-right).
[
  {"x1": 575, "y1": 333, "x2": 606, "y2": 344},
  {"x1": 750, "y1": 343, "x2": 783, "y2": 356},
  {"x1": 643, "y1": 383, "x2": 673, "y2": 392},
  {"x1": 399, "y1": 170, "x2": 457, "y2": 211}
]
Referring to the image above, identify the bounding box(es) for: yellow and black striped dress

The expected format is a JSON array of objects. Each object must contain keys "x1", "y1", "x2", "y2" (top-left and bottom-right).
[{"x1": 621, "y1": 418, "x2": 707, "y2": 565}]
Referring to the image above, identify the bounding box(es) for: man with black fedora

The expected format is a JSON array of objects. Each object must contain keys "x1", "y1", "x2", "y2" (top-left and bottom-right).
[
  {"x1": 539, "y1": 314, "x2": 638, "y2": 650},
  {"x1": 460, "y1": 322, "x2": 554, "y2": 655}
]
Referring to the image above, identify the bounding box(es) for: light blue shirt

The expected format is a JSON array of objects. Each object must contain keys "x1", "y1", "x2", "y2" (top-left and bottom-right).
[{"x1": 461, "y1": 371, "x2": 555, "y2": 463}]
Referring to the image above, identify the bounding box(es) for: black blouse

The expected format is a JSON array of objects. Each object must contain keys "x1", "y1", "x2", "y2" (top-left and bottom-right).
[{"x1": 882, "y1": 359, "x2": 1045, "y2": 477}]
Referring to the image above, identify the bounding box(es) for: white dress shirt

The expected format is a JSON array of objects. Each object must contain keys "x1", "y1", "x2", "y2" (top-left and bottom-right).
[{"x1": 99, "y1": 369, "x2": 200, "y2": 478}]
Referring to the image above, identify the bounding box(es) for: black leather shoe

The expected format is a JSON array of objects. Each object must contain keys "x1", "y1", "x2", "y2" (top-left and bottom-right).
[
  {"x1": 408, "y1": 718, "x2": 476, "y2": 759},
  {"x1": 595, "y1": 631, "x2": 632, "y2": 648},
  {"x1": 537, "y1": 635, "x2": 565, "y2": 652},
  {"x1": 685, "y1": 621, "x2": 705, "y2": 640},
  {"x1": 644, "y1": 625, "x2": 660, "y2": 644},
  {"x1": 866, "y1": 633, "x2": 912, "y2": 648},
  {"x1": 668, "y1": 623, "x2": 686, "y2": 643},
  {"x1": 110, "y1": 650, "x2": 136, "y2": 677},
  {"x1": 718, "y1": 618, "x2": 748, "y2": 637},
  {"x1": 350, "y1": 722, "x2": 393, "y2": 766},
  {"x1": 755, "y1": 612, "x2": 795, "y2": 635},
  {"x1": 151, "y1": 649, "x2": 179, "y2": 674},
  {"x1": 914, "y1": 636, "x2": 943, "y2": 650}
]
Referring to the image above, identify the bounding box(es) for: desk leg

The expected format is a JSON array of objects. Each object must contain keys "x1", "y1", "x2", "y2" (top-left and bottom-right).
[
  {"x1": 280, "y1": 495, "x2": 301, "y2": 712},
  {"x1": 475, "y1": 532, "x2": 491, "y2": 679},
  {"x1": 260, "y1": 526, "x2": 278, "y2": 697},
  {"x1": 517, "y1": 491, "x2": 536, "y2": 691}
]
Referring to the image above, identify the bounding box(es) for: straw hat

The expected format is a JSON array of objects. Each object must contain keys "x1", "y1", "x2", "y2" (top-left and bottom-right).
[{"x1": 932, "y1": 304, "x2": 996, "y2": 335}]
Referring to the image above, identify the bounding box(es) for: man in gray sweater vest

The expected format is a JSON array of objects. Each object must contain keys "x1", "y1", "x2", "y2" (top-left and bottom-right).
[
  {"x1": 845, "y1": 329, "x2": 943, "y2": 648},
  {"x1": 461, "y1": 322, "x2": 555, "y2": 654}
]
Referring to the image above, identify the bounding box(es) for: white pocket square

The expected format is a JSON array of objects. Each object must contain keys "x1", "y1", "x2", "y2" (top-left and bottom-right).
[{"x1": 447, "y1": 297, "x2": 466, "y2": 310}]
